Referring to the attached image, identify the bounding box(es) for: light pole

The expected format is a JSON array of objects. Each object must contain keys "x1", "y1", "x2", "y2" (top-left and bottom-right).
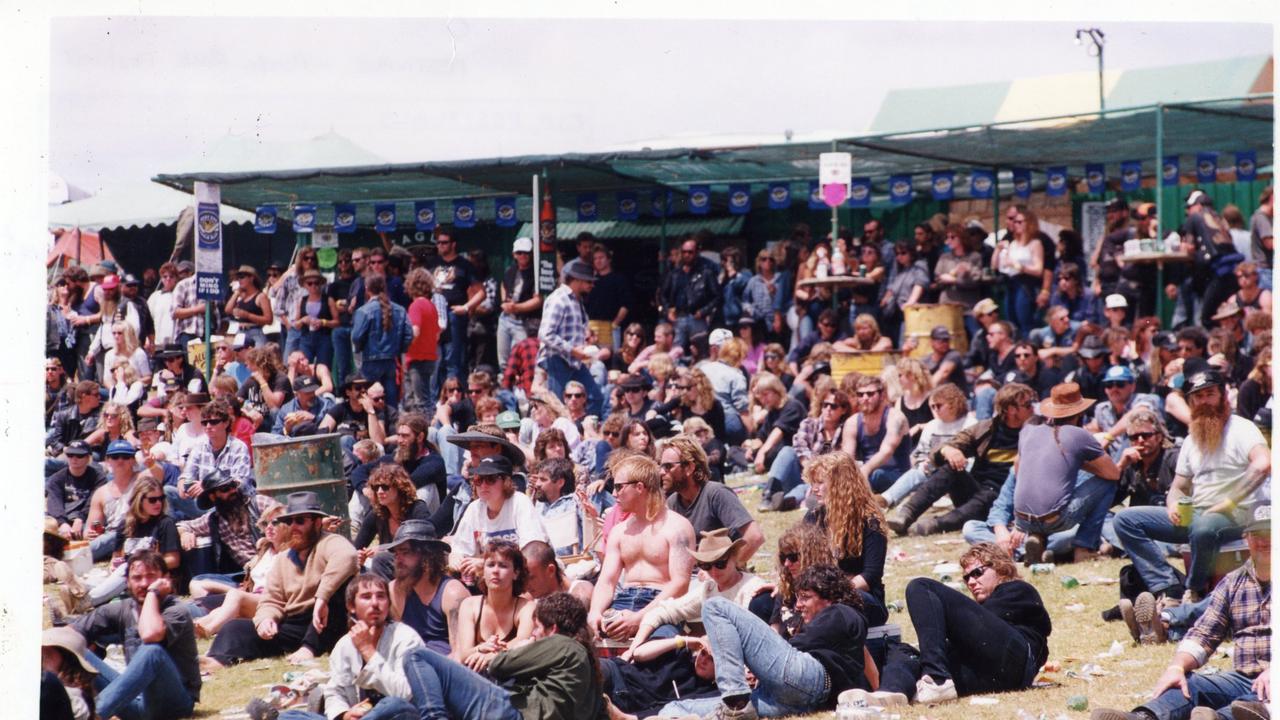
[{"x1": 1075, "y1": 27, "x2": 1106, "y2": 112}]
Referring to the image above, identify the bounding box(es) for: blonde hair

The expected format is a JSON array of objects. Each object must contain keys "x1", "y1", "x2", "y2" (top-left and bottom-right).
[
  {"x1": 751, "y1": 371, "x2": 787, "y2": 408},
  {"x1": 895, "y1": 357, "x2": 934, "y2": 394},
  {"x1": 804, "y1": 453, "x2": 883, "y2": 558},
  {"x1": 647, "y1": 352, "x2": 675, "y2": 383},
  {"x1": 718, "y1": 337, "x2": 746, "y2": 368},
  {"x1": 112, "y1": 321, "x2": 141, "y2": 358},
  {"x1": 613, "y1": 454, "x2": 664, "y2": 521},
  {"x1": 777, "y1": 522, "x2": 836, "y2": 606},
  {"x1": 686, "y1": 368, "x2": 716, "y2": 411}
]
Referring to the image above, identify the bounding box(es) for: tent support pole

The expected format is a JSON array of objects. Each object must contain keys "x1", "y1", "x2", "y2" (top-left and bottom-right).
[
  {"x1": 992, "y1": 167, "x2": 1002, "y2": 323},
  {"x1": 1155, "y1": 103, "x2": 1169, "y2": 326}
]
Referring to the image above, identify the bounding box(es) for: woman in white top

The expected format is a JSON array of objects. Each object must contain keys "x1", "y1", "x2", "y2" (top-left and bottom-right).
[
  {"x1": 879, "y1": 383, "x2": 976, "y2": 509},
  {"x1": 991, "y1": 208, "x2": 1046, "y2": 339},
  {"x1": 191, "y1": 500, "x2": 287, "y2": 638}
]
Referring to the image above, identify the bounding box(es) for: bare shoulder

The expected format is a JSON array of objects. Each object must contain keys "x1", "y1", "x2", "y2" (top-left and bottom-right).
[{"x1": 660, "y1": 510, "x2": 696, "y2": 543}]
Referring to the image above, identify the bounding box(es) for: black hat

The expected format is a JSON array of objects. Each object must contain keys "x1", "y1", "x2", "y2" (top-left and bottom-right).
[
  {"x1": 562, "y1": 259, "x2": 597, "y2": 283},
  {"x1": 136, "y1": 417, "x2": 161, "y2": 433},
  {"x1": 183, "y1": 392, "x2": 211, "y2": 406},
  {"x1": 930, "y1": 325, "x2": 952, "y2": 341},
  {"x1": 645, "y1": 415, "x2": 678, "y2": 440},
  {"x1": 292, "y1": 375, "x2": 321, "y2": 393},
  {"x1": 64, "y1": 440, "x2": 91, "y2": 457},
  {"x1": 1105, "y1": 197, "x2": 1129, "y2": 212},
  {"x1": 122, "y1": 273, "x2": 141, "y2": 286},
  {"x1": 1151, "y1": 331, "x2": 1177, "y2": 351},
  {"x1": 1184, "y1": 365, "x2": 1226, "y2": 395},
  {"x1": 196, "y1": 471, "x2": 239, "y2": 510},
  {"x1": 155, "y1": 344, "x2": 185, "y2": 360},
  {"x1": 447, "y1": 430, "x2": 526, "y2": 467},
  {"x1": 377, "y1": 518, "x2": 448, "y2": 554},
  {"x1": 1078, "y1": 335, "x2": 1107, "y2": 359},
  {"x1": 472, "y1": 455, "x2": 514, "y2": 477},
  {"x1": 618, "y1": 375, "x2": 649, "y2": 391},
  {"x1": 277, "y1": 491, "x2": 331, "y2": 520}
]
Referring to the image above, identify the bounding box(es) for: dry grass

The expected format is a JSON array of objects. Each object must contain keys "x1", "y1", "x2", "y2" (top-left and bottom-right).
[{"x1": 59, "y1": 476, "x2": 1236, "y2": 719}]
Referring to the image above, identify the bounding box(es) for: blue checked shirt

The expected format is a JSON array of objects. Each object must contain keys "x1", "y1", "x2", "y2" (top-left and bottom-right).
[
  {"x1": 537, "y1": 284, "x2": 588, "y2": 368},
  {"x1": 1177, "y1": 559, "x2": 1270, "y2": 677},
  {"x1": 180, "y1": 436, "x2": 255, "y2": 493}
]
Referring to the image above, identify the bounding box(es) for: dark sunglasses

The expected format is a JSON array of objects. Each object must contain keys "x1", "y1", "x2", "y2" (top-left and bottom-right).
[
  {"x1": 779, "y1": 552, "x2": 800, "y2": 564},
  {"x1": 467, "y1": 388, "x2": 484, "y2": 395},
  {"x1": 821, "y1": 402, "x2": 840, "y2": 409},
  {"x1": 963, "y1": 566, "x2": 989, "y2": 582},
  {"x1": 282, "y1": 516, "x2": 312, "y2": 526},
  {"x1": 200, "y1": 417, "x2": 228, "y2": 426},
  {"x1": 659, "y1": 461, "x2": 684, "y2": 472},
  {"x1": 564, "y1": 392, "x2": 585, "y2": 399},
  {"x1": 1102, "y1": 382, "x2": 1131, "y2": 389},
  {"x1": 603, "y1": 431, "x2": 620, "y2": 438},
  {"x1": 697, "y1": 558, "x2": 731, "y2": 571},
  {"x1": 473, "y1": 475, "x2": 504, "y2": 486},
  {"x1": 143, "y1": 495, "x2": 164, "y2": 504},
  {"x1": 369, "y1": 484, "x2": 391, "y2": 492},
  {"x1": 1128, "y1": 431, "x2": 1157, "y2": 441}
]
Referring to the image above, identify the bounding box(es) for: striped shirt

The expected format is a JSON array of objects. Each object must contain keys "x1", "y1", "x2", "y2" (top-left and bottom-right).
[
  {"x1": 172, "y1": 276, "x2": 205, "y2": 336},
  {"x1": 537, "y1": 284, "x2": 588, "y2": 367},
  {"x1": 1177, "y1": 559, "x2": 1271, "y2": 676}
]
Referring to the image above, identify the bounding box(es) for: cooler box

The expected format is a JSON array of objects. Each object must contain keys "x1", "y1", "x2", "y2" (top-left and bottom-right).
[
  {"x1": 1179, "y1": 539, "x2": 1249, "y2": 590},
  {"x1": 867, "y1": 623, "x2": 902, "y2": 669}
]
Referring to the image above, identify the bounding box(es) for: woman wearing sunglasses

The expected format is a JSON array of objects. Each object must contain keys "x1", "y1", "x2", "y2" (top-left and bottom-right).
[
  {"x1": 87, "y1": 477, "x2": 181, "y2": 606},
  {"x1": 621, "y1": 528, "x2": 771, "y2": 660},
  {"x1": 903, "y1": 542, "x2": 1051, "y2": 704},
  {"x1": 190, "y1": 499, "x2": 287, "y2": 639},
  {"x1": 354, "y1": 464, "x2": 436, "y2": 579}
]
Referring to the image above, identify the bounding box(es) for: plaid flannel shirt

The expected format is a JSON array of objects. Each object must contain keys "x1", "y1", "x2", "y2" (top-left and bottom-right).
[
  {"x1": 537, "y1": 285, "x2": 587, "y2": 367},
  {"x1": 173, "y1": 276, "x2": 205, "y2": 336},
  {"x1": 1177, "y1": 559, "x2": 1271, "y2": 677},
  {"x1": 180, "y1": 436, "x2": 255, "y2": 493},
  {"x1": 178, "y1": 493, "x2": 277, "y2": 567},
  {"x1": 503, "y1": 337, "x2": 540, "y2": 394}
]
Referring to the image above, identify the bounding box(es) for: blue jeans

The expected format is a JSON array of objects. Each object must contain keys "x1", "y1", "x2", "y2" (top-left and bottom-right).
[
  {"x1": 1113, "y1": 506, "x2": 1243, "y2": 597},
  {"x1": 962, "y1": 520, "x2": 1077, "y2": 560},
  {"x1": 91, "y1": 530, "x2": 119, "y2": 563},
  {"x1": 443, "y1": 311, "x2": 468, "y2": 380},
  {"x1": 361, "y1": 358, "x2": 399, "y2": 407},
  {"x1": 1006, "y1": 280, "x2": 1038, "y2": 338},
  {"x1": 88, "y1": 645, "x2": 195, "y2": 720},
  {"x1": 496, "y1": 314, "x2": 527, "y2": 373},
  {"x1": 882, "y1": 467, "x2": 927, "y2": 507},
  {"x1": 296, "y1": 328, "x2": 333, "y2": 368},
  {"x1": 402, "y1": 647, "x2": 522, "y2": 720},
  {"x1": 331, "y1": 326, "x2": 354, "y2": 386},
  {"x1": 1013, "y1": 473, "x2": 1116, "y2": 550},
  {"x1": 765, "y1": 446, "x2": 803, "y2": 496},
  {"x1": 611, "y1": 585, "x2": 660, "y2": 612},
  {"x1": 280, "y1": 697, "x2": 417, "y2": 720},
  {"x1": 702, "y1": 596, "x2": 831, "y2": 716},
  {"x1": 974, "y1": 385, "x2": 996, "y2": 420},
  {"x1": 542, "y1": 355, "x2": 604, "y2": 418},
  {"x1": 723, "y1": 410, "x2": 747, "y2": 446},
  {"x1": 673, "y1": 315, "x2": 708, "y2": 353},
  {"x1": 164, "y1": 484, "x2": 204, "y2": 521},
  {"x1": 434, "y1": 425, "x2": 463, "y2": 478},
  {"x1": 1139, "y1": 669, "x2": 1259, "y2": 720},
  {"x1": 868, "y1": 466, "x2": 905, "y2": 495},
  {"x1": 405, "y1": 359, "x2": 438, "y2": 414}
]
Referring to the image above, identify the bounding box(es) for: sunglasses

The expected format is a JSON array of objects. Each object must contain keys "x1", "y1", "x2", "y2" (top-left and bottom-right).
[
  {"x1": 564, "y1": 392, "x2": 585, "y2": 399},
  {"x1": 764, "y1": 353, "x2": 781, "y2": 360},
  {"x1": 1128, "y1": 431, "x2": 1157, "y2": 441},
  {"x1": 200, "y1": 417, "x2": 228, "y2": 426},
  {"x1": 779, "y1": 552, "x2": 800, "y2": 564},
  {"x1": 369, "y1": 258, "x2": 386, "y2": 265},
  {"x1": 821, "y1": 402, "x2": 840, "y2": 409},
  {"x1": 697, "y1": 558, "x2": 731, "y2": 571},
  {"x1": 1102, "y1": 382, "x2": 1131, "y2": 389},
  {"x1": 856, "y1": 391, "x2": 879, "y2": 398},
  {"x1": 467, "y1": 388, "x2": 484, "y2": 395},
  {"x1": 603, "y1": 430, "x2": 620, "y2": 438},
  {"x1": 472, "y1": 475, "x2": 504, "y2": 486},
  {"x1": 659, "y1": 461, "x2": 684, "y2": 472},
  {"x1": 143, "y1": 495, "x2": 164, "y2": 504},
  {"x1": 369, "y1": 484, "x2": 391, "y2": 492},
  {"x1": 304, "y1": 281, "x2": 322, "y2": 287},
  {"x1": 282, "y1": 516, "x2": 312, "y2": 526},
  {"x1": 612, "y1": 480, "x2": 642, "y2": 490},
  {"x1": 963, "y1": 566, "x2": 989, "y2": 582},
  {"x1": 446, "y1": 387, "x2": 462, "y2": 394}
]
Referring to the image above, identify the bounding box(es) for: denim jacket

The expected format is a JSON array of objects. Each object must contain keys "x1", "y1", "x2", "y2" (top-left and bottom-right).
[{"x1": 352, "y1": 298, "x2": 413, "y2": 361}]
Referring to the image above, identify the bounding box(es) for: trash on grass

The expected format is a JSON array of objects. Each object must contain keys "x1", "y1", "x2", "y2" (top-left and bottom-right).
[
  {"x1": 1066, "y1": 695, "x2": 1089, "y2": 711},
  {"x1": 1064, "y1": 603, "x2": 1086, "y2": 612},
  {"x1": 970, "y1": 697, "x2": 999, "y2": 705}
]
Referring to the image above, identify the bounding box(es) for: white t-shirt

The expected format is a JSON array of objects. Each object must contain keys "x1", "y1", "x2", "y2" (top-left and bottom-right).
[
  {"x1": 172, "y1": 422, "x2": 206, "y2": 467},
  {"x1": 449, "y1": 491, "x2": 548, "y2": 558},
  {"x1": 1176, "y1": 415, "x2": 1266, "y2": 513},
  {"x1": 148, "y1": 288, "x2": 178, "y2": 346}
]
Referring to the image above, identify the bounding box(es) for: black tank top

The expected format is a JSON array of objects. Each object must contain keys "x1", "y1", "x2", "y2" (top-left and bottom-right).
[
  {"x1": 474, "y1": 595, "x2": 520, "y2": 643},
  {"x1": 236, "y1": 292, "x2": 264, "y2": 327}
]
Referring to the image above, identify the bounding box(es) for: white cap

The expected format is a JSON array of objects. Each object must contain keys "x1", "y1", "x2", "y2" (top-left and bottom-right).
[
  {"x1": 513, "y1": 237, "x2": 533, "y2": 253},
  {"x1": 709, "y1": 328, "x2": 733, "y2": 347},
  {"x1": 1105, "y1": 293, "x2": 1129, "y2": 309}
]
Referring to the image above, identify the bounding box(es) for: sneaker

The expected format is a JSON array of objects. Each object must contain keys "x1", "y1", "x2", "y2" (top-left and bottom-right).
[
  {"x1": 838, "y1": 688, "x2": 910, "y2": 708},
  {"x1": 245, "y1": 698, "x2": 280, "y2": 720},
  {"x1": 1090, "y1": 710, "x2": 1153, "y2": 720},
  {"x1": 1023, "y1": 534, "x2": 1045, "y2": 565},
  {"x1": 700, "y1": 700, "x2": 758, "y2": 720},
  {"x1": 1042, "y1": 549, "x2": 1057, "y2": 565},
  {"x1": 1230, "y1": 700, "x2": 1270, "y2": 720},
  {"x1": 756, "y1": 492, "x2": 780, "y2": 513},
  {"x1": 1134, "y1": 592, "x2": 1166, "y2": 644},
  {"x1": 1118, "y1": 598, "x2": 1141, "y2": 642},
  {"x1": 914, "y1": 675, "x2": 958, "y2": 704}
]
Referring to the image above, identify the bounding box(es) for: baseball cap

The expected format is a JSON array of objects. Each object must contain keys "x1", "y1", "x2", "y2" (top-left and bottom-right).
[
  {"x1": 513, "y1": 237, "x2": 533, "y2": 253},
  {"x1": 708, "y1": 328, "x2": 733, "y2": 347},
  {"x1": 100, "y1": 274, "x2": 120, "y2": 291},
  {"x1": 64, "y1": 440, "x2": 91, "y2": 457},
  {"x1": 1185, "y1": 189, "x2": 1211, "y2": 208},
  {"x1": 1105, "y1": 197, "x2": 1129, "y2": 212},
  {"x1": 293, "y1": 376, "x2": 321, "y2": 393},
  {"x1": 973, "y1": 298, "x2": 999, "y2": 316},
  {"x1": 473, "y1": 455, "x2": 514, "y2": 477},
  {"x1": 496, "y1": 410, "x2": 522, "y2": 430},
  {"x1": 930, "y1": 326, "x2": 952, "y2": 341},
  {"x1": 1245, "y1": 505, "x2": 1270, "y2": 535},
  {"x1": 1102, "y1": 365, "x2": 1136, "y2": 384},
  {"x1": 176, "y1": 260, "x2": 195, "y2": 274},
  {"x1": 1104, "y1": 293, "x2": 1129, "y2": 310},
  {"x1": 122, "y1": 274, "x2": 140, "y2": 286},
  {"x1": 105, "y1": 439, "x2": 136, "y2": 458}
]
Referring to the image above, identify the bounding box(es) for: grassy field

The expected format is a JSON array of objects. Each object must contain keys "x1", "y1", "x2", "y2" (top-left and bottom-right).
[{"x1": 61, "y1": 477, "x2": 1236, "y2": 719}]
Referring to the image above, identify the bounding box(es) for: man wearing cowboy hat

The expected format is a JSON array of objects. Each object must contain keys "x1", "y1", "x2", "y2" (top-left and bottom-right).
[
  {"x1": 1091, "y1": 505, "x2": 1271, "y2": 720},
  {"x1": 427, "y1": 422, "x2": 524, "y2": 538},
  {"x1": 72, "y1": 548, "x2": 202, "y2": 719},
  {"x1": 446, "y1": 455, "x2": 548, "y2": 577},
  {"x1": 41, "y1": 625, "x2": 98, "y2": 719},
  {"x1": 1113, "y1": 361, "x2": 1270, "y2": 606},
  {"x1": 203, "y1": 491, "x2": 358, "y2": 669},
  {"x1": 1007, "y1": 383, "x2": 1121, "y2": 565},
  {"x1": 384, "y1": 519, "x2": 469, "y2": 656},
  {"x1": 537, "y1": 258, "x2": 605, "y2": 417},
  {"x1": 1210, "y1": 301, "x2": 1252, "y2": 354},
  {"x1": 176, "y1": 469, "x2": 278, "y2": 583}
]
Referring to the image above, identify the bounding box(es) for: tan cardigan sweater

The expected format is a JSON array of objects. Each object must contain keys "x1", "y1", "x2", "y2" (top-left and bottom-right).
[{"x1": 255, "y1": 532, "x2": 359, "y2": 624}]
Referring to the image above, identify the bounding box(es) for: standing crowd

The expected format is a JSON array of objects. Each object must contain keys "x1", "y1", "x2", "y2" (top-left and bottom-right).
[{"x1": 40, "y1": 185, "x2": 1272, "y2": 720}]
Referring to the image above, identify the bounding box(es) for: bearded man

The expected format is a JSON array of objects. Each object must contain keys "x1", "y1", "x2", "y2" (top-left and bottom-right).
[
  {"x1": 177, "y1": 472, "x2": 277, "y2": 584},
  {"x1": 385, "y1": 519, "x2": 468, "y2": 655},
  {"x1": 202, "y1": 492, "x2": 358, "y2": 670},
  {"x1": 1113, "y1": 362, "x2": 1269, "y2": 605},
  {"x1": 394, "y1": 412, "x2": 446, "y2": 510}
]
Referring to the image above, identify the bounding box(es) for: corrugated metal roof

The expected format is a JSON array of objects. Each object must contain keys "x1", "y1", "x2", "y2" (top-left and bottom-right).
[{"x1": 514, "y1": 217, "x2": 743, "y2": 241}]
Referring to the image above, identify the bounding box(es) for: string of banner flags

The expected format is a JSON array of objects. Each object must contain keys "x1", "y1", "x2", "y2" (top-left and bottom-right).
[{"x1": 253, "y1": 150, "x2": 1259, "y2": 234}]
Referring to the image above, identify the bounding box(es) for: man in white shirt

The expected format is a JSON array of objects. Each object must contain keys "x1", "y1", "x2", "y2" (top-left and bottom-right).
[
  {"x1": 446, "y1": 456, "x2": 548, "y2": 578},
  {"x1": 147, "y1": 262, "x2": 181, "y2": 348}
]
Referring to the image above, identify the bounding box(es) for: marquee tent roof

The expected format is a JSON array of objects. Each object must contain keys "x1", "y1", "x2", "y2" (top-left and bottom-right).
[
  {"x1": 48, "y1": 181, "x2": 256, "y2": 231},
  {"x1": 152, "y1": 95, "x2": 1273, "y2": 216}
]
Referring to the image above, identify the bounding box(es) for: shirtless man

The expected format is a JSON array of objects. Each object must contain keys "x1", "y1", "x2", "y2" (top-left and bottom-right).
[
  {"x1": 85, "y1": 440, "x2": 140, "y2": 562},
  {"x1": 588, "y1": 454, "x2": 696, "y2": 641},
  {"x1": 522, "y1": 540, "x2": 594, "y2": 607},
  {"x1": 841, "y1": 375, "x2": 912, "y2": 493}
]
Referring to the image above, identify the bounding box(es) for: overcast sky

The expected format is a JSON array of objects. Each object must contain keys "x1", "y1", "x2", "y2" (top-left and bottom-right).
[{"x1": 49, "y1": 15, "x2": 1273, "y2": 193}]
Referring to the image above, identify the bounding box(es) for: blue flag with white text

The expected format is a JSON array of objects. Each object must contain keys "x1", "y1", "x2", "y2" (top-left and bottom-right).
[
  {"x1": 889, "y1": 175, "x2": 912, "y2": 205},
  {"x1": 1162, "y1": 156, "x2": 1180, "y2": 186},
  {"x1": 617, "y1": 191, "x2": 639, "y2": 220},
  {"x1": 1012, "y1": 169, "x2": 1031, "y2": 199},
  {"x1": 847, "y1": 178, "x2": 872, "y2": 208},
  {"x1": 688, "y1": 185, "x2": 711, "y2": 215},
  {"x1": 728, "y1": 185, "x2": 750, "y2": 214},
  {"x1": 969, "y1": 170, "x2": 994, "y2": 199},
  {"x1": 374, "y1": 203, "x2": 397, "y2": 232},
  {"x1": 453, "y1": 199, "x2": 476, "y2": 228},
  {"x1": 577, "y1": 193, "x2": 598, "y2": 222},
  {"x1": 254, "y1": 205, "x2": 277, "y2": 234},
  {"x1": 293, "y1": 205, "x2": 317, "y2": 233},
  {"x1": 1236, "y1": 151, "x2": 1257, "y2": 182},
  {"x1": 1196, "y1": 153, "x2": 1218, "y2": 184}
]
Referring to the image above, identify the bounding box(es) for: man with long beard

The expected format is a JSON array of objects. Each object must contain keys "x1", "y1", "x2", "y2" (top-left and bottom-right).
[
  {"x1": 1113, "y1": 362, "x2": 1269, "y2": 606},
  {"x1": 177, "y1": 472, "x2": 277, "y2": 585},
  {"x1": 202, "y1": 492, "x2": 357, "y2": 670},
  {"x1": 394, "y1": 412, "x2": 446, "y2": 510},
  {"x1": 385, "y1": 519, "x2": 469, "y2": 655}
]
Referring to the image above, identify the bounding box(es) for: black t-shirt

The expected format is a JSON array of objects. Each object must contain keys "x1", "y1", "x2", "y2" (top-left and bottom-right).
[
  {"x1": 45, "y1": 465, "x2": 106, "y2": 525},
  {"x1": 758, "y1": 397, "x2": 806, "y2": 466},
  {"x1": 120, "y1": 515, "x2": 181, "y2": 556},
  {"x1": 986, "y1": 347, "x2": 1017, "y2": 383},
  {"x1": 973, "y1": 421, "x2": 1020, "y2": 488},
  {"x1": 804, "y1": 510, "x2": 887, "y2": 604},
  {"x1": 432, "y1": 257, "x2": 475, "y2": 307},
  {"x1": 981, "y1": 579, "x2": 1052, "y2": 669},
  {"x1": 602, "y1": 649, "x2": 718, "y2": 715},
  {"x1": 328, "y1": 274, "x2": 356, "y2": 326},
  {"x1": 923, "y1": 349, "x2": 967, "y2": 394},
  {"x1": 237, "y1": 372, "x2": 292, "y2": 422},
  {"x1": 403, "y1": 452, "x2": 447, "y2": 500},
  {"x1": 73, "y1": 594, "x2": 202, "y2": 701},
  {"x1": 788, "y1": 603, "x2": 868, "y2": 704},
  {"x1": 585, "y1": 270, "x2": 635, "y2": 322},
  {"x1": 326, "y1": 400, "x2": 370, "y2": 436}
]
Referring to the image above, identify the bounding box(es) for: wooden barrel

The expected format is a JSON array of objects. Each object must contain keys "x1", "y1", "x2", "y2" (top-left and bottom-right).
[
  {"x1": 903, "y1": 304, "x2": 967, "y2": 358},
  {"x1": 831, "y1": 351, "x2": 900, "y2": 385},
  {"x1": 253, "y1": 432, "x2": 350, "y2": 533},
  {"x1": 588, "y1": 320, "x2": 616, "y2": 350}
]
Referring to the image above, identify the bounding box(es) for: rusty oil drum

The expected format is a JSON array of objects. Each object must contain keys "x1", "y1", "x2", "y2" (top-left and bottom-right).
[{"x1": 253, "y1": 432, "x2": 350, "y2": 533}]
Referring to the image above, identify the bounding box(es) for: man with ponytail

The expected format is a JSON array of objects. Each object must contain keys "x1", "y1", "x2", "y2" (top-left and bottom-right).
[{"x1": 352, "y1": 273, "x2": 413, "y2": 408}]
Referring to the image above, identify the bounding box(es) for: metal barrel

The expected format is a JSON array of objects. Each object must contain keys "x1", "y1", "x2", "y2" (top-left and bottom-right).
[
  {"x1": 253, "y1": 432, "x2": 350, "y2": 533},
  {"x1": 903, "y1": 303, "x2": 969, "y2": 358}
]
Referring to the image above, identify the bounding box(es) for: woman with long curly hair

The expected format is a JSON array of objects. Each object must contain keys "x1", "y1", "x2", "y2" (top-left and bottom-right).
[
  {"x1": 354, "y1": 463, "x2": 436, "y2": 577},
  {"x1": 653, "y1": 366, "x2": 727, "y2": 439},
  {"x1": 802, "y1": 452, "x2": 888, "y2": 626},
  {"x1": 238, "y1": 344, "x2": 291, "y2": 430},
  {"x1": 453, "y1": 539, "x2": 534, "y2": 672},
  {"x1": 771, "y1": 522, "x2": 837, "y2": 638}
]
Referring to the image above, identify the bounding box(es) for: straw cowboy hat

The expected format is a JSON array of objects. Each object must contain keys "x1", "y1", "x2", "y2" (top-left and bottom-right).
[
  {"x1": 1039, "y1": 383, "x2": 1095, "y2": 419},
  {"x1": 689, "y1": 528, "x2": 746, "y2": 564},
  {"x1": 42, "y1": 626, "x2": 98, "y2": 675}
]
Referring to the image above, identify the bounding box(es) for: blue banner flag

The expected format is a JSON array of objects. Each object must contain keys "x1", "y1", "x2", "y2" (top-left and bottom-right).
[
  {"x1": 1012, "y1": 169, "x2": 1031, "y2": 199},
  {"x1": 616, "y1": 191, "x2": 639, "y2": 220},
  {"x1": 807, "y1": 181, "x2": 824, "y2": 210},
  {"x1": 847, "y1": 177, "x2": 872, "y2": 208},
  {"x1": 1236, "y1": 151, "x2": 1258, "y2": 182},
  {"x1": 373, "y1": 203, "x2": 397, "y2": 232},
  {"x1": 1046, "y1": 166, "x2": 1068, "y2": 197},
  {"x1": 254, "y1": 205, "x2": 277, "y2": 234},
  {"x1": 1196, "y1": 153, "x2": 1218, "y2": 184},
  {"x1": 969, "y1": 170, "x2": 994, "y2": 199},
  {"x1": 1162, "y1": 156, "x2": 1180, "y2": 186},
  {"x1": 453, "y1": 199, "x2": 476, "y2": 228},
  {"x1": 414, "y1": 201, "x2": 437, "y2": 231},
  {"x1": 333, "y1": 204, "x2": 357, "y2": 234},
  {"x1": 1120, "y1": 161, "x2": 1142, "y2": 191},
  {"x1": 688, "y1": 185, "x2": 711, "y2": 215},
  {"x1": 651, "y1": 189, "x2": 670, "y2": 217},
  {"x1": 577, "y1": 193, "x2": 598, "y2": 222},
  {"x1": 728, "y1": 184, "x2": 751, "y2": 214},
  {"x1": 889, "y1": 175, "x2": 913, "y2": 205},
  {"x1": 495, "y1": 196, "x2": 518, "y2": 227},
  {"x1": 930, "y1": 171, "x2": 954, "y2": 201},
  {"x1": 1085, "y1": 164, "x2": 1106, "y2": 193},
  {"x1": 293, "y1": 204, "x2": 317, "y2": 233},
  {"x1": 767, "y1": 183, "x2": 790, "y2": 209}
]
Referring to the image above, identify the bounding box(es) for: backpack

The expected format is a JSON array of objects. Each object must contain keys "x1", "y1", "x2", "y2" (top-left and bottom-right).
[{"x1": 1118, "y1": 562, "x2": 1187, "y2": 602}]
